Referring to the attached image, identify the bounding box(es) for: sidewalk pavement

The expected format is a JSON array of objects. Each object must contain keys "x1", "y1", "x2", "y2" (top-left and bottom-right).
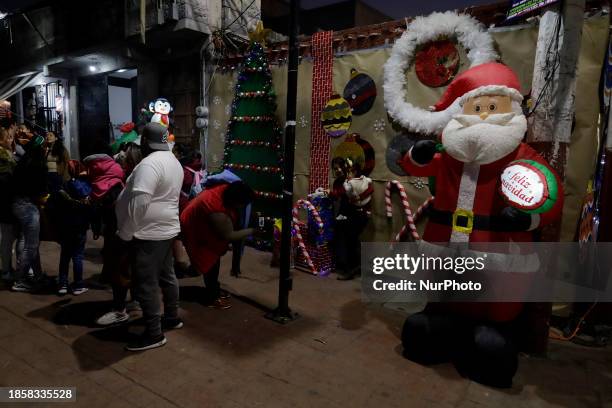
[{"x1": 0, "y1": 237, "x2": 610, "y2": 407}]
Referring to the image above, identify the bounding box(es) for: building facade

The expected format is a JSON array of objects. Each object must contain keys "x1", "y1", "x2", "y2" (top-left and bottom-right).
[{"x1": 0, "y1": 0, "x2": 260, "y2": 158}]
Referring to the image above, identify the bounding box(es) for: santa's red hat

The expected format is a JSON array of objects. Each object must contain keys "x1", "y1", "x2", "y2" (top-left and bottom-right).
[{"x1": 433, "y1": 62, "x2": 523, "y2": 112}]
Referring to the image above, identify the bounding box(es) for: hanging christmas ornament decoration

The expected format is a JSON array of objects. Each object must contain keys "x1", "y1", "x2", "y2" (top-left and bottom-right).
[
  {"x1": 415, "y1": 39, "x2": 460, "y2": 87},
  {"x1": 332, "y1": 133, "x2": 375, "y2": 176},
  {"x1": 321, "y1": 94, "x2": 352, "y2": 138},
  {"x1": 334, "y1": 134, "x2": 364, "y2": 161},
  {"x1": 355, "y1": 135, "x2": 375, "y2": 176},
  {"x1": 385, "y1": 133, "x2": 421, "y2": 176},
  {"x1": 343, "y1": 68, "x2": 377, "y2": 115},
  {"x1": 499, "y1": 159, "x2": 559, "y2": 214}
]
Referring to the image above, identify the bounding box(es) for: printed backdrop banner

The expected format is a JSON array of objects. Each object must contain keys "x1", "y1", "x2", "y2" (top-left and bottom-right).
[{"x1": 206, "y1": 16, "x2": 608, "y2": 242}]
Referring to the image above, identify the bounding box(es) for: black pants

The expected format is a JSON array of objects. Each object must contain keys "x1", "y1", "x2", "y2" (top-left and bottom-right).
[
  {"x1": 334, "y1": 212, "x2": 368, "y2": 276},
  {"x1": 130, "y1": 238, "x2": 179, "y2": 338},
  {"x1": 402, "y1": 311, "x2": 518, "y2": 388},
  {"x1": 202, "y1": 259, "x2": 221, "y2": 302}
]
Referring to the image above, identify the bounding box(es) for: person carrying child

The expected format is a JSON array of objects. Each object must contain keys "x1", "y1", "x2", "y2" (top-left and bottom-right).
[{"x1": 329, "y1": 157, "x2": 373, "y2": 280}]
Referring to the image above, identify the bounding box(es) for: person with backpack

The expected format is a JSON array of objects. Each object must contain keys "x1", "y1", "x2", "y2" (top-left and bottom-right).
[
  {"x1": 83, "y1": 151, "x2": 132, "y2": 326},
  {"x1": 56, "y1": 160, "x2": 93, "y2": 295}
]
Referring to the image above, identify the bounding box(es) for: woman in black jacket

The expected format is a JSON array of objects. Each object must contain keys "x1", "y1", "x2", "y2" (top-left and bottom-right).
[{"x1": 11, "y1": 136, "x2": 48, "y2": 292}]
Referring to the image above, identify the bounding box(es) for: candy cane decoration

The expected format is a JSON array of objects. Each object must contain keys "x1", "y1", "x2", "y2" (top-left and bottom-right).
[
  {"x1": 396, "y1": 197, "x2": 434, "y2": 241},
  {"x1": 385, "y1": 180, "x2": 433, "y2": 242},
  {"x1": 296, "y1": 199, "x2": 324, "y2": 232},
  {"x1": 414, "y1": 196, "x2": 434, "y2": 221},
  {"x1": 292, "y1": 199, "x2": 324, "y2": 274}
]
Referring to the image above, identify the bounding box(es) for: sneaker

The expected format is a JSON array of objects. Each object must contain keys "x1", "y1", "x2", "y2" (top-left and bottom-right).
[
  {"x1": 57, "y1": 284, "x2": 68, "y2": 296},
  {"x1": 126, "y1": 300, "x2": 142, "y2": 313},
  {"x1": 161, "y1": 316, "x2": 184, "y2": 331},
  {"x1": 11, "y1": 281, "x2": 33, "y2": 292},
  {"x1": 219, "y1": 289, "x2": 231, "y2": 300},
  {"x1": 125, "y1": 334, "x2": 167, "y2": 352},
  {"x1": 207, "y1": 298, "x2": 232, "y2": 310},
  {"x1": 71, "y1": 287, "x2": 89, "y2": 296},
  {"x1": 96, "y1": 310, "x2": 130, "y2": 326}
]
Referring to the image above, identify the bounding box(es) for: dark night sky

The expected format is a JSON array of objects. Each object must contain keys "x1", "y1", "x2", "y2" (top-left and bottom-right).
[
  {"x1": 300, "y1": 0, "x2": 504, "y2": 18},
  {"x1": 0, "y1": 0, "x2": 45, "y2": 13}
]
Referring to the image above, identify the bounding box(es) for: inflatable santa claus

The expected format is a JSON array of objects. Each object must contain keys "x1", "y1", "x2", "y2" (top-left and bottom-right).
[{"x1": 396, "y1": 62, "x2": 564, "y2": 388}]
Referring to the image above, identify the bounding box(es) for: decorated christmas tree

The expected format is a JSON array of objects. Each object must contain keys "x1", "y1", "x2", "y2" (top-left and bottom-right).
[{"x1": 222, "y1": 41, "x2": 284, "y2": 239}]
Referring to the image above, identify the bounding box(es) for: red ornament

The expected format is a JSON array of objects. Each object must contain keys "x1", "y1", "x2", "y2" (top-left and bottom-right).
[{"x1": 415, "y1": 39, "x2": 460, "y2": 88}]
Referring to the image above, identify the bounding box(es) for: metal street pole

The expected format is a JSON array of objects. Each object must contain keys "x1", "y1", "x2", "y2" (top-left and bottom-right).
[
  {"x1": 266, "y1": 0, "x2": 300, "y2": 324},
  {"x1": 525, "y1": 0, "x2": 585, "y2": 355}
]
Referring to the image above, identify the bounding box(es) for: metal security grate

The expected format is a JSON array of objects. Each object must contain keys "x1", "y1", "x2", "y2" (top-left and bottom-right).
[{"x1": 41, "y1": 81, "x2": 64, "y2": 137}]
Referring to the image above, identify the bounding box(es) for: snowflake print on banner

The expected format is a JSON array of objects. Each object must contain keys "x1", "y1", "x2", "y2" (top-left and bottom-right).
[
  {"x1": 411, "y1": 178, "x2": 427, "y2": 190},
  {"x1": 225, "y1": 104, "x2": 231, "y2": 115},
  {"x1": 299, "y1": 115, "x2": 309, "y2": 128},
  {"x1": 373, "y1": 118, "x2": 386, "y2": 133},
  {"x1": 227, "y1": 80, "x2": 235, "y2": 91},
  {"x1": 213, "y1": 119, "x2": 221, "y2": 130},
  {"x1": 213, "y1": 96, "x2": 221, "y2": 105},
  {"x1": 212, "y1": 154, "x2": 219, "y2": 163}
]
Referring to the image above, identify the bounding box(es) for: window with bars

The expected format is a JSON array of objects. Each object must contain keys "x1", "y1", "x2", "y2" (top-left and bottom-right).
[{"x1": 39, "y1": 81, "x2": 64, "y2": 137}]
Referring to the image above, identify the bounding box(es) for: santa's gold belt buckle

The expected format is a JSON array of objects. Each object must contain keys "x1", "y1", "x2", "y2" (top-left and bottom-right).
[{"x1": 452, "y1": 208, "x2": 474, "y2": 234}]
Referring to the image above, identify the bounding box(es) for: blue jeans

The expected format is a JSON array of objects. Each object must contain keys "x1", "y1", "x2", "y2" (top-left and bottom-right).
[
  {"x1": 58, "y1": 232, "x2": 86, "y2": 288},
  {"x1": 12, "y1": 198, "x2": 43, "y2": 283}
]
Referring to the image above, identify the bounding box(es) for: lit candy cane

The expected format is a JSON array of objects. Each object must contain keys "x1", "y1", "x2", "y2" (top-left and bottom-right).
[
  {"x1": 385, "y1": 180, "x2": 432, "y2": 242},
  {"x1": 296, "y1": 199, "x2": 324, "y2": 232},
  {"x1": 292, "y1": 199, "x2": 323, "y2": 274}
]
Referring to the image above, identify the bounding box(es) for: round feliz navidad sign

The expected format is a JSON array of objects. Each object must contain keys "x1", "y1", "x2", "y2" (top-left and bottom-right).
[{"x1": 499, "y1": 160, "x2": 558, "y2": 214}]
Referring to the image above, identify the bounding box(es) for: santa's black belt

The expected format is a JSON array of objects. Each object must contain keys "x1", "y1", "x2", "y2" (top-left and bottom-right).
[{"x1": 426, "y1": 208, "x2": 516, "y2": 232}]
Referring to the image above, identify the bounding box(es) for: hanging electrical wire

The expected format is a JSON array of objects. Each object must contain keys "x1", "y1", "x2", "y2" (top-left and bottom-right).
[
  {"x1": 201, "y1": 0, "x2": 259, "y2": 104},
  {"x1": 5, "y1": 108, "x2": 50, "y2": 134},
  {"x1": 527, "y1": 10, "x2": 563, "y2": 117}
]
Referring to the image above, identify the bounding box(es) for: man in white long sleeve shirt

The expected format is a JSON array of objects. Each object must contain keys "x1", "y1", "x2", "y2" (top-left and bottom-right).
[{"x1": 116, "y1": 122, "x2": 184, "y2": 351}]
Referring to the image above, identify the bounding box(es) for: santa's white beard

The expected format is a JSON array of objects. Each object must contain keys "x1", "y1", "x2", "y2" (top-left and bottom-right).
[{"x1": 441, "y1": 113, "x2": 527, "y2": 165}]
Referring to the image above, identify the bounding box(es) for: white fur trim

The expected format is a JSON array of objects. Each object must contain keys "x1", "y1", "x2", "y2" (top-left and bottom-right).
[
  {"x1": 459, "y1": 85, "x2": 523, "y2": 106},
  {"x1": 383, "y1": 12, "x2": 498, "y2": 135}
]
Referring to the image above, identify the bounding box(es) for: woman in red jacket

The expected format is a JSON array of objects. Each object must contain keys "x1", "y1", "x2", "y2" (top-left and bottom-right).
[{"x1": 180, "y1": 181, "x2": 255, "y2": 309}]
